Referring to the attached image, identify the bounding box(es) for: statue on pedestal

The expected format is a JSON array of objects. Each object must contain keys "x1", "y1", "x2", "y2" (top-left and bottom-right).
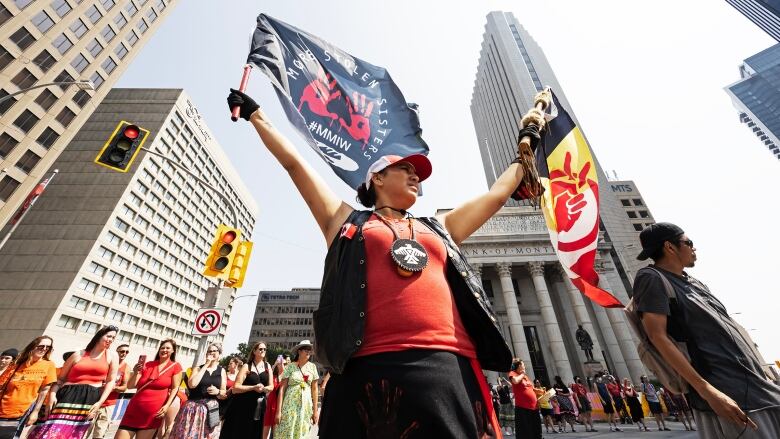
[{"x1": 576, "y1": 325, "x2": 595, "y2": 361}]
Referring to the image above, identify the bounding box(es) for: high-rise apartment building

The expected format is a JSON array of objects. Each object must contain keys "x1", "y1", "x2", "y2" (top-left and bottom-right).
[
  {"x1": 726, "y1": 0, "x2": 780, "y2": 41},
  {"x1": 607, "y1": 180, "x2": 656, "y2": 233},
  {"x1": 0, "y1": 0, "x2": 176, "y2": 230},
  {"x1": 248, "y1": 288, "x2": 318, "y2": 351},
  {"x1": 725, "y1": 43, "x2": 780, "y2": 160},
  {"x1": 0, "y1": 88, "x2": 258, "y2": 364},
  {"x1": 470, "y1": 11, "x2": 644, "y2": 283}
]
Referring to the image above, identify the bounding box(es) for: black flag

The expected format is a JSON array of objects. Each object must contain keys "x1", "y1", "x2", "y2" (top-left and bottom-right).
[{"x1": 246, "y1": 14, "x2": 429, "y2": 189}]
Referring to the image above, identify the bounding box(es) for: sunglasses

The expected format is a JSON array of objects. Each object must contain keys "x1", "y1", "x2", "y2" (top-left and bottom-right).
[
  {"x1": 117, "y1": 350, "x2": 130, "y2": 354},
  {"x1": 35, "y1": 345, "x2": 51, "y2": 351},
  {"x1": 207, "y1": 350, "x2": 219, "y2": 353},
  {"x1": 678, "y1": 239, "x2": 694, "y2": 248},
  {"x1": 255, "y1": 347, "x2": 266, "y2": 351}
]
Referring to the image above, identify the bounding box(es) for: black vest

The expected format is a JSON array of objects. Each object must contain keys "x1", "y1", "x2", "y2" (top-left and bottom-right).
[{"x1": 313, "y1": 210, "x2": 512, "y2": 374}]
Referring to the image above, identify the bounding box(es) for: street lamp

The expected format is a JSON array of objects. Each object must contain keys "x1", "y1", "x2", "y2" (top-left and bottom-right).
[{"x1": 0, "y1": 80, "x2": 94, "y2": 105}]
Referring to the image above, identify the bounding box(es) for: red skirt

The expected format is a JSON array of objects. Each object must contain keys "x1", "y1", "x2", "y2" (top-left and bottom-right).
[{"x1": 263, "y1": 387, "x2": 279, "y2": 426}]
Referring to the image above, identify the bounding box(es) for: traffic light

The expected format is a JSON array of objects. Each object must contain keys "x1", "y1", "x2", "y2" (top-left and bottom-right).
[
  {"x1": 203, "y1": 225, "x2": 241, "y2": 279},
  {"x1": 94, "y1": 121, "x2": 149, "y2": 172},
  {"x1": 225, "y1": 240, "x2": 253, "y2": 288}
]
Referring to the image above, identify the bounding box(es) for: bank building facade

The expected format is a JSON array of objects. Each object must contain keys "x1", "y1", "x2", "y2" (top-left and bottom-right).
[{"x1": 458, "y1": 207, "x2": 645, "y2": 386}]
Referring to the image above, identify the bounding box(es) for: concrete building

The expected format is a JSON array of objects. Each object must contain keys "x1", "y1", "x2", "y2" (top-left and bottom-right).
[
  {"x1": 726, "y1": 0, "x2": 780, "y2": 41},
  {"x1": 248, "y1": 288, "x2": 318, "y2": 351},
  {"x1": 0, "y1": 0, "x2": 176, "y2": 229},
  {"x1": 468, "y1": 12, "x2": 646, "y2": 384},
  {"x1": 0, "y1": 88, "x2": 258, "y2": 365},
  {"x1": 470, "y1": 11, "x2": 645, "y2": 285},
  {"x1": 725, "y1": 43, "x2": 780, "y2": 160},
  {"x1": 608, "y1": 180, "x2": 656, "y2": 233}
]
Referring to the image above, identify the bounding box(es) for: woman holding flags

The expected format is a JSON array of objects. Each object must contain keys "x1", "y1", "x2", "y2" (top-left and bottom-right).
[{"x1": 227, "y1": 83, "x2": 544, "y2": 438}]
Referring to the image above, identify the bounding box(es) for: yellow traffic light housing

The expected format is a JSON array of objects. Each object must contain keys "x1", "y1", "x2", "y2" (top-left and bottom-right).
[
  {"x1": 203, "y1": 225, "x2": 241, "y2": 279},
  {"x1": 225, "y1": 241, "x2": 253, "y2": 288},
  {"x1": 94, "y1": 121, "x2": 150, "y2": 172}
]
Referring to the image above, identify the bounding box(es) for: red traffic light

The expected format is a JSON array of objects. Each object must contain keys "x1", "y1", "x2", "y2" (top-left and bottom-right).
[
  {"x1": 221, "y1": 231, "x2": 237, "y2": 244},
  {"x1": 122, "y1": 125, "x2": 140, "y2": 140}
]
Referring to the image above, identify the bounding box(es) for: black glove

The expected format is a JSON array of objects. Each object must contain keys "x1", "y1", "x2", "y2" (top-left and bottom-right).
[
  {"x1": 516, "y1": 125, "x2": 541, "y2": 153},
  {"x1": 227, "y1": 88, "x2": 259, "y2": 121}
]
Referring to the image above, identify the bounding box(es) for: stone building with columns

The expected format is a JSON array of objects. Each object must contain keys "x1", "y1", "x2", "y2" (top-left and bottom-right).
[{"x1": 453, "y1": 207, "x2": 646, "y2": 386}]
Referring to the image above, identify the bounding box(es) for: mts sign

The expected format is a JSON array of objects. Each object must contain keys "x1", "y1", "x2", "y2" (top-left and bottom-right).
[{"x1": 610, "y1": 184, "x2": 633, "y2": 193}]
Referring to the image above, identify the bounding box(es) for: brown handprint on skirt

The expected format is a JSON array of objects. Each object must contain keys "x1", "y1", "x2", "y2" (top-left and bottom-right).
[
  {"x1": 356, "y1": 379, "x2": 420, "y2": 439},
  {"x1": 473, "y1": 400, "x2": 498, "y2": 439}
]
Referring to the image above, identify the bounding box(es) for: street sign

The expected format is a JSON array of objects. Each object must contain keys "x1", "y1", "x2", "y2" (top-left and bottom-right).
[{"x1": 193, "y1": 308, "x2": 224, "y2": 336}]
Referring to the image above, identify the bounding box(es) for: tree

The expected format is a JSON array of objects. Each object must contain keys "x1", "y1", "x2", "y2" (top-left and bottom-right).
[{"x1": 221, "y1": 342, "x2": 251, "y2": 367}]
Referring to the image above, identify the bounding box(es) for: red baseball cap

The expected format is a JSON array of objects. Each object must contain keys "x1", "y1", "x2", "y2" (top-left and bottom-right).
[{"x1": 364, "y1": 154, "x2": 432, "y2": 189}]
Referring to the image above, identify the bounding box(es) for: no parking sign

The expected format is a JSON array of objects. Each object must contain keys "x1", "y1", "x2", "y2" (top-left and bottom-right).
[{"x1": 192, "y1": 308, "x2": 224, "y2": 336}]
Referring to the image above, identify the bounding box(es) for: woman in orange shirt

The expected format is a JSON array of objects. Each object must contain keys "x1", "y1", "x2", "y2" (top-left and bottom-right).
[
  {"x1": 0, "y1": 337, "x2": 57, "y2": 439},
  {"x1": 28, "y1": 326, "x2": 119, "y2": 439}
]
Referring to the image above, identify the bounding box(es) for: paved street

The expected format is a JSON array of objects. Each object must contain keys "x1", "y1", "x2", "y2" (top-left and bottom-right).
[{"x1": 504, "y1": 421, "x2": 698, "y2": 439}]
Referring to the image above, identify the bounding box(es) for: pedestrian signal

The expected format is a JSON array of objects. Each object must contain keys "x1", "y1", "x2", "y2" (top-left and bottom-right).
[
  {"x1": 94, "y1": 121, "x2": 149, "y2": 172},
  {"x1": 225, "y1": 240, "x2": 253, "y2": 288}
]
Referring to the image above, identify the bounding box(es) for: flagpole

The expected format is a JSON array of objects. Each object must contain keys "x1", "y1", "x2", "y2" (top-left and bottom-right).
[
  {"x1": 0, "y1": 169, "x2": 58, "y2": 252},
  {"x1": 230, "y1": 65, "x2": 253, "y2": 122},
  {"x1": 515, "y1": 88, "x2": 552, "y2": 201}
]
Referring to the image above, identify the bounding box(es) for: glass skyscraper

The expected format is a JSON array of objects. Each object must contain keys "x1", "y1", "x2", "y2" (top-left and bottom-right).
[
  {"x1": 726, "y1": 0, "x2": 780, "y2": 41},
  {"x1": 725, "y1": 43, "x2": 780, "y2": 160}
]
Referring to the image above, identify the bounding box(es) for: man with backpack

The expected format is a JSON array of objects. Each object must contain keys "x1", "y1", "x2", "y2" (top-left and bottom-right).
[{"x1": 632, "y1": 222, "x2": 780, "y2": 438}]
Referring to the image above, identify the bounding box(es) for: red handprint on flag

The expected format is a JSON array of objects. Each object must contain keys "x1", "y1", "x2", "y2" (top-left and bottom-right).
[
  {"x1": 339, "y1": 92, "x2": 373, "y2": 147},
  {"x1": 298, "y1": 71, "x2": 342, "y2": 125},
  {"x1": 549, "y1": 151, "x2": 596, "y2": 233}
]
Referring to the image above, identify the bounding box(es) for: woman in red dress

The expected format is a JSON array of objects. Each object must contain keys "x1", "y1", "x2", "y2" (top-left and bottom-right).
[
  {"x1": 261, "y1": 356, "x2": 285, "y2": 439},
  {"x1": 115, "y1": 339, "x2": 182, "y2": 439}
]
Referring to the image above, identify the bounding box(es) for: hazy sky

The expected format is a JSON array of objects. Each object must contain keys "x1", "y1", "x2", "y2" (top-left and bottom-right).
[{"x1": 116, "y1": 1, "x2": 780, "y2": 362}]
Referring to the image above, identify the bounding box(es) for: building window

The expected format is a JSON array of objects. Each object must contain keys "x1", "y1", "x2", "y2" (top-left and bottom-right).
[
  {"x1": 108, "y1": 309, "x2": 124, "y2": 320},
  {"x1": 146, "y1": 9, "x2": 157, "y2": 22},
  {"x1": 0, "y1": 176, "x2": 20, "y2": 202},
  {"x1": 90, "y1": 71, "x2": 104, "y2": 89},
  {"x1": 56, "y1": 315, "x2": 80, "y2": 329},
  {"x1": 1, "y1": 46, "x2": 13, "y2": 70},
  {"x1": 633, "y1": 224, "x2": 643, "y2": 232},
  {"x1": 69, "y1": 18, "x2": 88, "y2": 38},
  {"x1": 53, "y1": 33, "x2": 74, "y2": 54},
  {"x1": 15, "y1": 150, "x2": 41, "y2": 173},
  {"x1": 13, "y1": 110, "x2": 39, "y2": 133},
  {"x1": 10, "y1": 27, "x2": 35, "y2": 50},
  {"x1": 72, "y1": 89, "x2": 91, "y2": 107},
  {"x1": 15, "y1": 0, "x2": 34, "y2": 9},
  {"x1": 101, "y1": 57, "x2": 117, "y2": 74},
  {"x1": 87, "y1": 261, "x2": 107, "y2": 276},
  {"x1": 633, "y1": 198, "x2": 643, "y2": 206},
  {"x1": 32, "y1": 50, "x2": 56, "y2": 72},
  {"x1": 70, "y1": 53, "x2": 89, "y2": 73},
  {"x1": 117, "y1": 293, "x2": 131, "y2": 306},
  {"x1": 113, "y1": 43, "x2": 128, "y2": 59},
  {"x1": 0, "y1": 133, "x2": 19, "y2": 159},
  {"x1": 35, "y1": 89, "x2": 57, "y2": 110},
  {"x1": 125, "y1": 31, "x2": 139, "y2": 46},
  {"x1": 86, "y1": 38, "x2": 103, "y2": 57},
  {"x1": 101, "y1": 0, "x2": 116, "y2": 11},
  {"x1": 0, "y1": 5, "x2": 11, "y2": 26},
  {"x1": 55, "y1": 106, "x2": 77, "y2": 127},
  {"x1": 101, "y1": 25, "x2": 116, "y2": 42},
  {"x1": 125, "y1": 2, "x2": 138, "y2": 15},
  {"x1": 32, "y1": 11, "x2": 55, "y2": 33},
  {"x1": 627, "y1": 211, "x2": 637, "y2": 219},
  {"x1": 89, "y1": 304, "x2": 108, "y2": 316},
  {"x1": 136, "y1": 19, "x2": 148, "y2": 34},
  {"x1": 50, "y1": 0, "x2": 72, "y2": 18},
  {"x1": 620, "y1": 199, "x2": 631, "y2": 207},
  {"x1": 117, "y1": 331, "x2": 131, "y2": 341},
  {"x1": 69, "y1": 295, "x2": 90, "y2": 311},
  {"x1": 0, "y1": 90, "x2": 15, "y2": 115},
  {"x1": 77, "y1": 278, "x2": 98, "y2": 293},
  {"x1": 113, "y1": 13, "x2": 127, "y2": 28},
  {"x1": 85, "y1": 5, "x2": 102, "y2": 23},
  {"x1": 638, "y1": 210, "x2": 649, "y2": 218},
  {"x1": 11, "y1": 68, "x2": 37, "y2": 89},
  {"x1": 97, "y1": 246, "x2": 115, "y2": 260},
  {"x1": 79, "y1": 321, "x2": 99, "y2": 334},
  {"x1": 36, "y1": 127, "x2": 60, "y2": 149}
]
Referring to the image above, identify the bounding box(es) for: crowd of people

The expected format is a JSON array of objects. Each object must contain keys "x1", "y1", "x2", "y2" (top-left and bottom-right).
[
  {"x1": 0, "y1": 328, "x2": 323, "y2": 439},
  {"x1": 492, "y1": 362, "x2": 698, "y2": 437}
]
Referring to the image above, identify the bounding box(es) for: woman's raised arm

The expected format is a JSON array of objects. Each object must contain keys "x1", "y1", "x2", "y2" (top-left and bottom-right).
[{"x1": 228, "y1": 90, "x2": 353, "y2": 243}]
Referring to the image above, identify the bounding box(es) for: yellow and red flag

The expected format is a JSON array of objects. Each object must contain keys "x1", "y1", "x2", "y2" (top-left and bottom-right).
[{"x1": 536, "y1": 91, "x2": 622, "y2": 308}]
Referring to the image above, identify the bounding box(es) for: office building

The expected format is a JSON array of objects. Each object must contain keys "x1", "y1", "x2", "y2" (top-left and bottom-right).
[
  {"x1": 248, "y1": 288, "x2": 318, "y2": 351},
  {"x1": 467, "y1": 12, "x2": 647, "y2": 383},
  {"x1": 0, "y1": 0, "x2": 177, "y2": 229},
  {"x1": 725, "y1": 43, "x2": 780, "y2": 160},
  {"x1": 0, "y1": 88, "x2": 258, "y2": 364},
  {"x1": 608, "y1": 180, "x2": 656, "y2": 233},
  {"x1": 726, "y1": 0, "x2": 780, "y2": 41}
]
